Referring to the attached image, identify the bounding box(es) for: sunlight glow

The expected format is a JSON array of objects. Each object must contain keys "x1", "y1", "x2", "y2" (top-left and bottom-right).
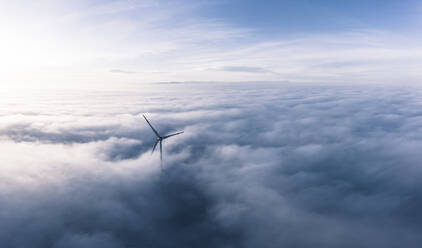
[{"x1": 0, "y1": 0, "x2": 422, "y2": 89}]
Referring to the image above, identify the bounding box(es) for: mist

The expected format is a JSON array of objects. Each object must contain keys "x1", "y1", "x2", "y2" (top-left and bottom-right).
[{"x1": 1, "y1": 82, "x2": 422, "y2": 247}]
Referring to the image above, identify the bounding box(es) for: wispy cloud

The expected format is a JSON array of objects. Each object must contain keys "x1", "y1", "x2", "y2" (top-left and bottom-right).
[
  {"x1": 219, "y1": 66, "x2": 279, "y2": 74},
  {"x1": 109, "y1": 69, "x2": 137, "y2": 74},
  {"x1": 1, "y1": 1, "x2": 422, "y2": 87}
]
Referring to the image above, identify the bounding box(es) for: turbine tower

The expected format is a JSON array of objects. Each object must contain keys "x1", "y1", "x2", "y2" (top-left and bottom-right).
[{"x1": 143, "y1": 114, "x2": 183, "y2": 167}]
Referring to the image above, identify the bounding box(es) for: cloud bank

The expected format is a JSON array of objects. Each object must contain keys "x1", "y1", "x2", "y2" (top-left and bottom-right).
[{"x1": 0, "y1": 83, "x2": 422, "y2": 247}]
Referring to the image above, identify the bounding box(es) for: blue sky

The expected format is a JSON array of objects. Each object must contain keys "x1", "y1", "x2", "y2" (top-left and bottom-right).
[
  {"x1": 202, "y1": 0, "x2": 421, "y2": 35},
  {"x1": 1, "y1": 0, "x2": 422, "y2": 88}
]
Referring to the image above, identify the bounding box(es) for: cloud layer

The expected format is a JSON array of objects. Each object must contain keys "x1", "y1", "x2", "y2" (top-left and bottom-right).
[{"x1": 1, "y1": 83, "x2": 422, "y2": 247}]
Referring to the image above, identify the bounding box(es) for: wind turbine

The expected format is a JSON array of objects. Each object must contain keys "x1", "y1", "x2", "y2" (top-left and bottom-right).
[{"x1": 143, "y1": 114, "x2": 184, "y2": 166}]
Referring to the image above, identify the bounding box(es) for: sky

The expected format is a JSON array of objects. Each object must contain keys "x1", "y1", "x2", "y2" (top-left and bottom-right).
[{"x1": 1, "y1": 0, "x2": 422, "y2": 88}]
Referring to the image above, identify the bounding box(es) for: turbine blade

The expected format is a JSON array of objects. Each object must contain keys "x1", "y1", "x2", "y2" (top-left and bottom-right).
[
  {"x1": 151, "y1": 140, "x2": 159, "y2": 154},
  {"x1": 160, "y1": 140, "x2": 163, "y2": 161},
  {"x1": 162, "y1": 131, "x2": 184, "y2": 139},
  {"x1": 143, "y1": 114, "x2": 160, "y2": 137}
]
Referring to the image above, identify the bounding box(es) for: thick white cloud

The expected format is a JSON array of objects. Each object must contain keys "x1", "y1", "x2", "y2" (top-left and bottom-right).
[{"x1": 1, "y1": 83, "x2": 422, "y2": 247}]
